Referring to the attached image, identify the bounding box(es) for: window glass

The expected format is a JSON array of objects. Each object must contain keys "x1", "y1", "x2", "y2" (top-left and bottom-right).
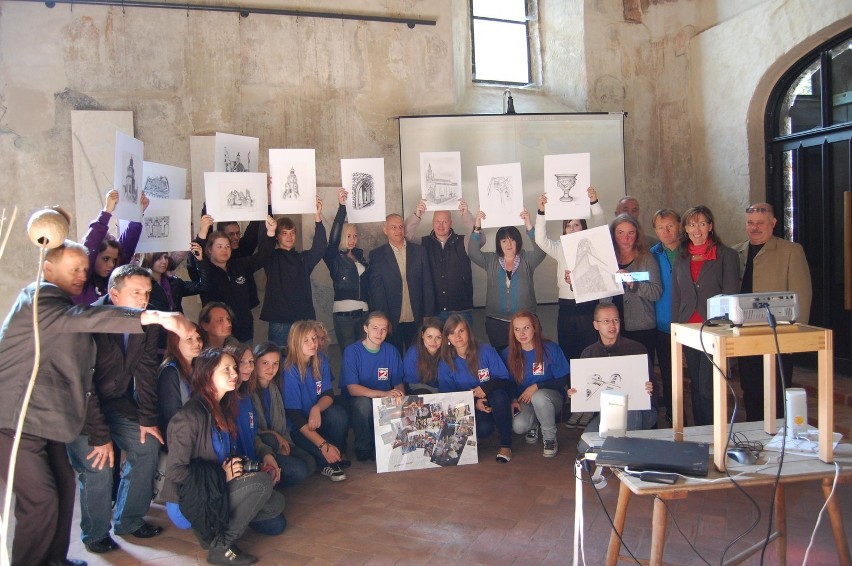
[
  {"x1": 472, "y1": 0, "x2": 526, "y2": 21},
  {"x1": 777, "y1": 59, "x2": 822, "y2": 136},
  {"x1": 830, "y1": 40, "x2": 852, "y2": 126},
  {"x1": 471, "y1": 0, "x2": 532, "y2": 85}
]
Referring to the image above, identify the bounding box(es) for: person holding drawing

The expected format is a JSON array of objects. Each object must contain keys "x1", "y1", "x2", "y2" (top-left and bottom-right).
[
  {"x1": 502, "y1": 311, "x2": 570, "y2": 458},
  {"x1": 469, "y1": 209, "x2": 546, "y2": 351}
]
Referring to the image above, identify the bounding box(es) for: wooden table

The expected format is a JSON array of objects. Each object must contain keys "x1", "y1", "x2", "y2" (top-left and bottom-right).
[
  {"x1": 582, "y1": 423, "x2": 851, "y2": 566},
  {"x1": 670, "y1": 323, "x2": 834, "y2": 471}
]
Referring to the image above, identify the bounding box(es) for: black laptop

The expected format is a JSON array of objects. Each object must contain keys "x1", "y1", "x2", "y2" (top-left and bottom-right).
[{"x1": 594, "y1": 436, "x2": 710, "y2": 477}]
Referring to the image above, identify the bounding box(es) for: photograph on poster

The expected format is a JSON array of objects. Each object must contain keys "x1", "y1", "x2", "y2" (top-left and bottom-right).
[
  {"x1": 543, "y1": 153, "x2": 591, "y2": 221},
  {"x1": 204, "y1": 172, "x2": 269, "y2": 222},
  {"x1": 476, "y1": 162, "x2": 524, "y2": 228},
  {"x1": 341, "y1": 158, "x2": 386, "y2": 224},
  {"x1": 373, "y1": 391, "x2": 478, "y2": 473},
  {"x1": 569, "y1": 354, "x2": 650, "y2": 412},
  {"x1": 215, "y1": 132, "x2": 259, "y2": 173},
  {"x1": 113, "y1": 131, "x2": 144, "y2": 222},
  {"x1": 419, "y1": 152, "x2": 462, "y2": 211},
  {"x1": 142, "y1": 161, "x2": 187, "y2": 200},
  {"x1": 269, "y1": 148, "x2": 317, "y2": 214},
  {"x1": 560, "y1": 225, "x2": 622, "y2": 303},
  {"x1": 135, "y1": 199, "x2": 192, "y2": 254}
]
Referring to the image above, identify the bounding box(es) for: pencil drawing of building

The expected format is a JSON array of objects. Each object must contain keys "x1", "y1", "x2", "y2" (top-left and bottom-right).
[
  {"x1": 226, "y1": 188, "x2": 254, "y2": 208},
  {"x1": 424, "y1": 163, "x2": 459, "y2": 203},
  {"x1": 283, "y1": 167, "x2": 300, "y2": 200},
  {"x1": 123, "y1": 156, "x2": 138, "y2": 203},
  {"x1": 352, "y1": 172, "x2": 375, "y2": 209}
]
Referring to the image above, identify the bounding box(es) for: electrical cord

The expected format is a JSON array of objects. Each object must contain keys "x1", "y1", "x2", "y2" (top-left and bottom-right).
[{"x1": 802, "y1": 462, "x2": 841, "y2": 565}]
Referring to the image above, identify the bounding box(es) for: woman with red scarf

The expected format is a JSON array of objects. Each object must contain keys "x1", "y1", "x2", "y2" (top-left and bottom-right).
[{"x1": 671, "y1": 206, "x2": 739, "y2": 426}]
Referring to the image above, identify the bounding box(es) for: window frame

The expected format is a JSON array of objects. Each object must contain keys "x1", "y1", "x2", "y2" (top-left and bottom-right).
[{"x1": 469, "y1": 0, "x2": 534, "y2": 87}]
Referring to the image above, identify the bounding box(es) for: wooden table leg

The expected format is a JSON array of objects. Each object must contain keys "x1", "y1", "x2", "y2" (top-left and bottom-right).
[
  {"x1": 775, "y1": 483, "x2": 786, "y2": 566},
  {"x1": 818, "y1": 330, "x2": 834, "y2": 463},
  {"x1": 649, "y1": 496, "x2": 670, "y2": 566},
  {"x1": 671, "y1": 333, "x2": 684, "y2": 440},
  {"x1": 822, "y1": 476, "x2": 852, "y2": 566},
  {"x1": 606, "y1": 481, "x2": 632, "y2": 566},
  {"x1": 713, "y1": 349, "x2": 728, "y2": 472},
  {"x1": 763, "y1": 353, "x2": 778, "y2": 434}
]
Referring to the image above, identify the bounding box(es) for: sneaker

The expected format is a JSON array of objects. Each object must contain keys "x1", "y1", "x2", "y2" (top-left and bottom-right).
[
  {"x1": 543, "y1": 439, "x2": 558, "y2": 457},
  {"x1": 495, "y1": 448, "x2": 512, "y2": 463},
  {"x1": 565, "y1": 412, "x2": 583, "y2": 428},
  {"x1": 525, "y1": 427, "x2": 539, "y2": 444},
  {"x1": 320, "y1": 463, "x2": 347, "y2": 482},
  {"x1": 577, "y1": 412, "x2": 595, "y2": 428}
]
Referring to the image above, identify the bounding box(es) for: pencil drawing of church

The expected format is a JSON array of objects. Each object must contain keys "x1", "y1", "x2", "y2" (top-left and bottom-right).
[
  {"x1": 224, "y1": 148, "x2": 251, "y2": 172},
  {"x1": 424, "y1": 162, "x2": 459, "y2": 204},
  {"x1": 226, "y1": 188, "x2": 254, "y2": 208},
  {"x1": 283, "y1": 167, "x2": 300, "y2": 200},
  {"x1": 123, "y1": 156, "x2": 139, "y2": 203},
  {"x1": 351, "y1": 172, "x2": 375, "y2": 210}
]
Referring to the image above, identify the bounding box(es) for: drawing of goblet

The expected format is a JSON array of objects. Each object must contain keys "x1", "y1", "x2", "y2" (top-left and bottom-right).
[{"x1": 555, "y1": 173, "x2": 578, "y2": 202}]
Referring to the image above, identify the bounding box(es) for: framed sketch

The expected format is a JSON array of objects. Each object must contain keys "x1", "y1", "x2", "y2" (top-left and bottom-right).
[
  {"x1": 204, "y1": 172, "x2": 269, "y2": 222},
  {"x1": 142, "y1": 161, "x2": 187, "y2": 200},
  {"x1": 420, "y1": 152, "x2": 462, "y2": 211},
  {"x1": 569, "y1": 354, "x2": 651, "y2": 412},
  {"x1": 476, "y1": 162, "x2": 524, "y2": 228},
  {"x1": 135, "y1": 199, "x2": 192, "y2": 254},
  {"x1": 269, "y1": 148, "x2": 317, "y2": 214},
  {"x1": 373, "y1": 391, "x2": 478, "y2": 473},
  {"x1": 113, "y1": 131, "x2": 144, "y2": 222},
  {"x1": 341, "y1": 158, "x2": 386, "y2": 224},
  {"x1": 215, "y1": 132, "x2": 259, "y2": 173},
  {"x1": 560, "y1": 225, "x2": 623, "y2": 303},
  {"x1": 543, "y1": 153, "x2": 591, "y2": 221}
]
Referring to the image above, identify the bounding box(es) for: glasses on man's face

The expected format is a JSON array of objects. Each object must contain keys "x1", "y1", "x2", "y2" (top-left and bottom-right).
[
  {"x1": 596, "y1": 318, "x2": 620, "y2": 326},
  {"x1": 746, "y1": 206, "x2": 769, "y2": 214},
  {"x1": 226, "y1": 231, "x2": 242, "y2": 238}
]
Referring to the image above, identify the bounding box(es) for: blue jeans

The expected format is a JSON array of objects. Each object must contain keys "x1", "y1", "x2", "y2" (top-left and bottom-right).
[
  {"x1": 66, "y1": 408, "x2": 161, "y2": 542},
  {"x1": 437, "y1": 310, "x2": 474, "y2": 329},
  {"x1": 343, "y1": 396, "x2": 375, "y2": 454},
  {"x1": 257, "y1": 432, "x2": 313, "y2": 487},
  {"x1": 333, "y1": 311, "x2": 365, "y2": 353},
  {"x1": 290, "y1": 404, "x2": 349, "y2": 468},
  {"x1": 213, "y1": 472, "x2": 285, "y2": 549},
  {"x1": 511, "y1": 388, "x2": 563, "y2": 441},
  {"x1": 473, "y1": 388, "x2": 513, "y2": 448},
  {"x1": 268, "y1": 322, "x2": 293, "y2": 349}
]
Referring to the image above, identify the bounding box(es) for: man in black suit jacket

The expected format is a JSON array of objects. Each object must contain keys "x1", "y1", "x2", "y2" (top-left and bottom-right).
[
  {"x1": 368, "y1": 214, "x2": 435, "y2": 354},
  {"x1": 66, "y1": 265, "x2": 166, "y2": 554}
]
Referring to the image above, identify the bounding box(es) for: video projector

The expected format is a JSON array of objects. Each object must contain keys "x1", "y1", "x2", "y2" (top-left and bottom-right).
[{"x1": 707, "y1": 292, "x2": 799, "y2": 326}]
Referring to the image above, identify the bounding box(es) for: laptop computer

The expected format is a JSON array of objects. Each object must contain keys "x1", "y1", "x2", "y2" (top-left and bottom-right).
[{"x1": 594, "y1": 436, "x2": 710, "y2": 477}]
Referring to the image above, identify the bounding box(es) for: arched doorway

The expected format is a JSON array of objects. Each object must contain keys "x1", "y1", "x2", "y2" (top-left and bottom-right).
[{"x1": 766, "y1": 29, "x2": 852, "y2": 372}]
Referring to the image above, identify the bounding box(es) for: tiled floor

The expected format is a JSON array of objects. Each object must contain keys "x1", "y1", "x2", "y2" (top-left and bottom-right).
[{"x1": 56, "y1": 365, "x2": 852, "y2": 566}]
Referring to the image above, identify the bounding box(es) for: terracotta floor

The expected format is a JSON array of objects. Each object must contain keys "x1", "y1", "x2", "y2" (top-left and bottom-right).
[{"x1": 56, "y1": 365, "x2": 852, "y2": 566}]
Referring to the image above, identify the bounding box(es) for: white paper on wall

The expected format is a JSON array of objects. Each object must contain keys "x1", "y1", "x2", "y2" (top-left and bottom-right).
[
  {"x1": 569, "y1": 354, "x2": 651, "y2": 412},
  {"x1": 476, "y1": 162, "x2": 524, "y2": 228},
  {"x1": 560, "y1": 225, "x2": 623, "y2": 303},
  {"x1": 543, "y1": 153, "x2": 591, "y2": 221},
  {"x1": 341, "y1": 158, "x2": 386, "y2": 224},
  {"x1": 269, "y1": 149, "x2": 317, "y2": 214}
]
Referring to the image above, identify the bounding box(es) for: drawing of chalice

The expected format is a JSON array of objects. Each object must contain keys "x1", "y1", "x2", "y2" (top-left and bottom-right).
[{"x1": 555, "y1": 173, "x2": 578, "y2": 202}]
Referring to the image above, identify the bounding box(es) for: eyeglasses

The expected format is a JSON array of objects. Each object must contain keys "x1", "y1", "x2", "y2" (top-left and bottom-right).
[
  {"x1": 746, "y1": 206, "x2": 770, "y2": 214},
  {"x1": 595, "y1": 318, "x2": 620, "y2": 325}
]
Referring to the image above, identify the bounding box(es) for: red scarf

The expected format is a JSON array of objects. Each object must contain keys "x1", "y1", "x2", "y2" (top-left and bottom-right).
[{"x1": 687, "y1": 241, "x2": 715, "y2": 323}]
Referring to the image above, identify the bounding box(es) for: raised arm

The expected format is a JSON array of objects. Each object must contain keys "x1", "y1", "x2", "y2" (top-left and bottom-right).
[
  {"x1": 534, "y1": 195, "x2": 562, "y2": 261},
  {"x1": 404, "y1": 199, "x2": 427, "y2": 243}
]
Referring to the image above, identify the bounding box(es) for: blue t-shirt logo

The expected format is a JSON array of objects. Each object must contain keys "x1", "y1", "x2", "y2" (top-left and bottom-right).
[
  {"x1": 532, "y1": 362, "x2": 544, "y2": 376},
  {"x1": 378, "y1": 368, "x2": 389, "y2": 380},
  {"x1": 315, "y1": 380, "x2": 322, "y2": 395},
  {"x1": 478, "y1": 368, "x2": 490, "y2": 382}
]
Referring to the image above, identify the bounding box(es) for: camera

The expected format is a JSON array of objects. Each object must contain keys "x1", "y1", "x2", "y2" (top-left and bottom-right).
[{"x1": 239, "y1": 457, "x2": 262, "y2": 473}]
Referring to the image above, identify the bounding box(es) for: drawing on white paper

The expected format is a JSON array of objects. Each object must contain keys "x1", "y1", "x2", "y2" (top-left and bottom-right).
[
  {"x1": 351, "y1": 172, "x2": 375, "y2": 209},
  {"x1": 113, "y1": 132, "x2": 144, "y2": 222},
  {"x1": 142, "y1": 161, "x2": 187, "y2": 200},
  {"x1": 476, "y1": 162, "x2": 524, "y2": 228},
  {"x1": 215, "y1": 133, "x2": 259, "y2": 173},
  {"x1": 543, "y1": 153, "x2": 591, "y2": 221},
  {"x1": 569, "y1": 355, "x2": 650, "y2": 412},
  {"x1": 144, "y1": 216, "x2": 170, "y2": 238},
  {"x1": 341, "y1": 158, "x2": 386, "y2": 224},
  {"x1": 144, "y1": 176, "x2": 169, "y2": 198},
  {"x1": 121, "y1": 154, "x2": 139, "y2": 204},
  {"x1": 134, "y1": 198, "x2": 192, "y2": 254},
  {"x1": 226, "y1": 189, "x2": 255, "y2": 208},
  {"x1": 204, "y1": 172, "x2": 268, "y2": 222},
  {"x1": 419, "y1": 152, "x2": 461, "y2": 211},
  {"x1": 269, "y1": 148, "x2": 317, "y2": 215},
  {"x1": 561, "y1": 225, "x2": 622, "y2": 303},
  {"x1": 283, "y1": 168, "x2": 300, "y2": 199}
]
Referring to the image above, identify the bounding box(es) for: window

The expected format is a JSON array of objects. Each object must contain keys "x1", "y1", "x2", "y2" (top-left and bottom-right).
[{"x1": 470, "y1": 0, "x2": 532, "y2": 85}]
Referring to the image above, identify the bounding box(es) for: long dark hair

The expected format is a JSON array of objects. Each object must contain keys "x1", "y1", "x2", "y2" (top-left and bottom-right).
[
  {"x1": 415, "y1": 317, "x2": 443, "y2": 385},
  {"x1": 610, "y1": 213, "x2": 648, "y2": 260},
  {"x1": 506, "y1": 310, "x2": 547, "y2": 385},
  {"x1": 224, "y1": 343, "x2": 253, "y2": 397},
  {"x1": 160, "y1": 321, "x2": 202, "y2": 380},
  {"x1": 441, "y1": 314, "x2": 480, "y2": 377},
  {"x1": 679, "y1": 205, "x2": 724, "y2": 256},
  {"x1": 192, "y1": 349, "x2": 238, "y2": 436},
  {"x1": 252, "y1": 341, "x2": 282, "y2": 390}
]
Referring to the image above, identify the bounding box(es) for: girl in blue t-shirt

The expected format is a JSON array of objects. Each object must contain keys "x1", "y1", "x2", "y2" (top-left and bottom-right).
[
  {"x1": 282, "y1": 320, "x2": 350, "y2": 482},
  {"x1": 502, "y1": 311, "x2": 571, "y2": 458},
  {"x1": 403, "y1": 317, "x2": 443, "y2": 394},
  {"x1": 438, "y1": 314, "x2": 514, "y2": 463}
]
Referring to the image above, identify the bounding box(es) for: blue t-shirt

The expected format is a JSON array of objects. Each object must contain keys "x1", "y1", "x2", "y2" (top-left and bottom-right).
[
  {"x1": 438, "y1": 344, "x2": 510, "y2": 392},
  {"x1": 500, "y1": 341, "x2": 569, "y2": 392},
  {"x1": 234, "y1": 395, "x2": 259, "y2": 460},
  {"x1": 402, "y1": 346, "x2": 439, "y2": 391},
  {"x1": 340, "y1": 341, "x2": 403, "y2": 397},
  {"x1": 283, "y1": 358, "x2": 334, "y2": 418}
]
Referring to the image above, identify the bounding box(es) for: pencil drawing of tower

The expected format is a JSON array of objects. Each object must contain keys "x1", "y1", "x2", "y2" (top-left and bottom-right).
[
  {"x1": 424, "y1": 162, "x2": 459, "y2": 204},
  {"x1": 283, "y1": 167, "x2": 300, "y2": 200},
  {"x1": 123, "y1": 156, "x2": 138, "y2": 203},
  {"x1": 352, "y1": 172, "x2": 375, "y2": 210}
]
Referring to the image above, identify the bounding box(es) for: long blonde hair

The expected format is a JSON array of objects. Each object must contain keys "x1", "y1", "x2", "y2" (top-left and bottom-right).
[{"x1": 284, "y1": 320, "x2": 321, "y2": 382}]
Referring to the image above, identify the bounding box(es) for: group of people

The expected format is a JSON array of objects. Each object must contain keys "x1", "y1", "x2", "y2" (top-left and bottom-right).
[{"x1": 0, "y1": 185, "x2": 811, "y2": 566}]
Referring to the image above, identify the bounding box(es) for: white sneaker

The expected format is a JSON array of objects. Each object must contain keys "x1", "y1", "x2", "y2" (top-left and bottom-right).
[
  {"x1": 321, "y1": 463, "x2": 346, "y2": 482},
  {"x1": 543, "y1": 439, "x2": 558, "y2": 458},
  {"x1": 525, "y1": 427, "x2": 539, "y2": 444}
]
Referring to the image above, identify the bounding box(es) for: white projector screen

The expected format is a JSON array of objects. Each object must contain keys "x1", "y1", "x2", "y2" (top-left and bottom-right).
[{"x1": 398, "y1": 113, "x2": 626, "y2": 307}]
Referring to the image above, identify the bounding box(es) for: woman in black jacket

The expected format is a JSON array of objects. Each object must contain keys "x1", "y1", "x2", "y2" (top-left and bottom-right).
[
  {"x1": 163, "y1": 349, "x2": 285, "y2": 565},
  {"x1": 324, "y1": 188, "x2": 370, "y2": 351}
]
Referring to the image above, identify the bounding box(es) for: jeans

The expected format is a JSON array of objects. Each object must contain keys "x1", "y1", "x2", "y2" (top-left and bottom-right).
[
  {"x1": 212, "y1": 472, "x2": 285, "y2": 549},
  {"x1": 333, "y1": 311, "x2": 365, "y2": 353},
  {"x1": 257, "y1": 432, "x2": 313, "y2": 487},
  {"x1": 387, "y1": 321, "x2": 417, "y2": 356},
  {"x1": 557, "y1": 299, "x2": 598, "y2": 361},
  {"x1": 268, "y1": 322, "x2": 293, "y2": 349},
  {"x1": 484, "y1": 317, "x2": 510, "y2": 352},
  {"x1": 511, "y1": 389, "x2": 563, "y2": 441},
  {"x1": 66, "y1": 408, "x2": 161, "y2": 542},
  {"x1": 473, "y1": 388, "x2": 513, "y2": 448},
  {"x1": 685, "y1": 347, "x2": 714, "y2": 426},
  {"x1": 437, "y1": 309, "x2": 474, "y2": 329},
  {"x1": 290, "y1": 404, "x2": 349, "y2": 468},
  {"x1": 343, "y1": 396, "x2": 375, "y2": 454}
]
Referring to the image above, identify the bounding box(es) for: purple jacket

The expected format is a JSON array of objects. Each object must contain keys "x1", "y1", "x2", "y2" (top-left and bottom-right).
[{"x1": 74, "y1": 211, "x2": 142, "y2": 305}]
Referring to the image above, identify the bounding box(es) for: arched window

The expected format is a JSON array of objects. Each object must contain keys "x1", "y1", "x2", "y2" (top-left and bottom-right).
[{"x1": 766, "y1": 29, "x2": 852, "y2": 368}]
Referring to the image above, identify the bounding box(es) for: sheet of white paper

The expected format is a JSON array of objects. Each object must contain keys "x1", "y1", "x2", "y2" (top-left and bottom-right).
[
  {"x1": 561, "y1": 225, "x2": 623, "y2": 303},
  {"x1": 341, "y1": 158, "x2": 386, "y2": 224},
  {"x1": 569, "y1": 354, "x2": 650, "y2": 412},
  {"x1": 373, "y1": 392, "x2": 478, "y2": 474},
  {"x1": 113, "y1": 131, "x2": 144, "y2": 222},
  {"x1": 135, "y1": 199, "x2": 192, "y2": 253},
  {"x1": 215, "y1": 132, "x2": 259, "y2": 173},
  {"x1": 269, "y1": 149, "x2": 317, "y2": 214},
  {"x1": 420, "y1": 152, "x2": 462, "y2": 211},
  {"x1": 142, "y1": 161, "x2": 187, "y2": 200},
  {"x1": 476, "y1": 162, "x2": 524, "y2": 228},
  {"x1": 204, "y1": 172, "x2": 269, "y2": 222},
  {"x1": 764, "y1": 426, "x2": 843, "y2": 457},
  {"x1": 543, "y1": 153, "x2": 591, "y2": 220}
]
